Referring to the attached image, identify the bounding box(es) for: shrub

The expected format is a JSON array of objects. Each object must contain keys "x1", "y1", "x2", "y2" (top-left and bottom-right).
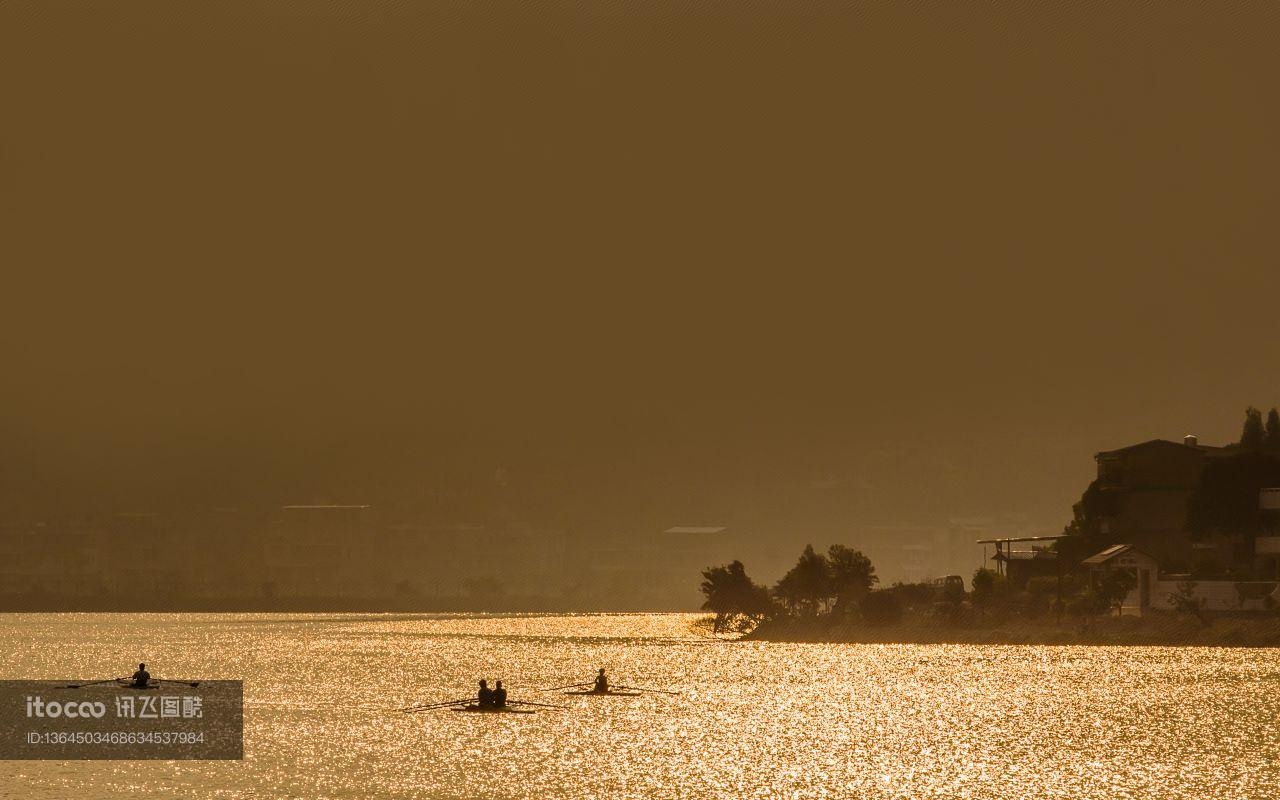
[
  {"x1": 859, "y1": 590, "x2": 903, "y2": 626},
  {"x1": 1025, "y1": 576, "x2": 1060, "y2": 598},
  {"x1": 931, "y1": 598, "x2": 964, "y2": 624},
  {"x1": 1065, "y1": 593, "x2": 1099, "y2": 619},
  {"x1": 971, "y1": 568, "x2": 1010, "y2": 619},
  {"x1": 1169, "y1": 580, "x2": 1208, "y2": 625},
  {"x1": 883, "y1": 581, "x2": 936, "y2": 610},
  {"x1": 1096, "y1": 569, "x2": 1138, "y2": 614}
]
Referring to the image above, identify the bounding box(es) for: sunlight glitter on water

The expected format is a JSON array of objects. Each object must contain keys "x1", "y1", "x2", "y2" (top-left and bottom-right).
[{"x1": 2, "y1": 613, "x2": 1277, "y2": 799}]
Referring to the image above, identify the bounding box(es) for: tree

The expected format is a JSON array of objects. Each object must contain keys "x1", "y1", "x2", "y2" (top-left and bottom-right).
[
  {"x1": 1168, "y1": 580, "x2": 1208, "y2": 626},
  {"x1": 772, "y1": 545, "x2": 832, "y2": 616},
  {"x1": 1188, "y1": 450, "x2": 1280, "y2": 539},
  {"x1": 970, "y1": 567, "x2": 1005, "y2": 620},
  {"x1": 1065, "y1": 593, "x2": 1099, "y2": 627},
  {"x1": 826, "y1": 545, "x2": 877, "y2": 616},
  {"x1": 699, "y1": 561, "x2": 772, "y2": 633},
  {"x1": 1055, "y1": 481, "x2": 1117, "y2": 565},
  {"x1": 1094, "y1": 568, "x2": 1137, "y2": 615},
  {"x1": 938, "y1": 579, "x2": 966, "y2": 622},
  {"x1": 1267, "y1": 408, "x2": 1280, "y2": 449},
  {"x1": 1241, "y1": 407, "x2": 1265, "y2": 449}
]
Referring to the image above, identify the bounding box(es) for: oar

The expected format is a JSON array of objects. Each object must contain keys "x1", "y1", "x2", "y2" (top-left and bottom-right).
[
  {"x1": 404, "y1": 704, "x2": 470, "y2": 714},
  {"x1": 544, "y1": 681, "x2": 592, "y2": 691},
  {"x1": 615, "y1": 684, "x2": 680, "y2": 696},
  {"x1": 403, "y1": 704, "x2": 467, "y2": 714},
  {"x1": 157, "y1": 679, "x2": 202, "y2": 687},
  {"x1": 404, "y1": 696, "x2": 465, "y2": 711},
  {"x1": 401, "y1": 697, "x2": 470, "y2": 713},
  {"x1": 506, "y1": 699, "x2": 569, "y2": 709},
  {"x1": 66, "y1": 678, "x2": 121, "y2": 689},
  {"x1": 401, "y1": 695, "x2": 472, "y2": 710}
]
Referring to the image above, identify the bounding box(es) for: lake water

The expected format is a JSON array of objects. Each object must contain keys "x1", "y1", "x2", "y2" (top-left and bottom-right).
[{"x1": 1, "y1": 613, "x2": 1277, "y2": 798}]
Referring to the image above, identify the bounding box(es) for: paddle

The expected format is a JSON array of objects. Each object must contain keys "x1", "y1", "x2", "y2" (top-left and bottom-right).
[
  {"x1": 66, "y1": 678, "x2": 121, "y2": 689},
  {"x1": 506, "y1": 699, "x2": 569, "y2": 709},
  {"x1": 403, "y1": 702, "x2": 464, "y2": 713},
  {"x1": 401, "y1": 697, "x2": 471, "y2": 713},
  {"x1": 404, "y1": 704, "x2": 470, "y2": 714},
  {"x1": 615, "y1": 684, "x2": 680, "y2": 696},
  {"x1": 544, "y1": 681, "x2": 593, "y2": 691}
]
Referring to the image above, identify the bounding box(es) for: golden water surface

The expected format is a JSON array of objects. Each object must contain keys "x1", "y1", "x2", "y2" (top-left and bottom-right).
[{"x1": 1, "y1": 613, "x2": 1277, "y2": 798}]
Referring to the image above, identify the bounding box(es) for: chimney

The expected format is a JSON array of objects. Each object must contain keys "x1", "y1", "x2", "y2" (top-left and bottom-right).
[{"x1": 1184, "y1": 434, "x2": 1199, "y2": 447}]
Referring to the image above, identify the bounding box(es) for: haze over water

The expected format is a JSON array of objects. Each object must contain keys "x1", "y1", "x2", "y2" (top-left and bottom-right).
[
  {"x1": 2, "y1": 613, "x2": 1276, "y2": 799},
  {"x1": 5, "y1": 2, "x2": 1280, "y2": 559}
]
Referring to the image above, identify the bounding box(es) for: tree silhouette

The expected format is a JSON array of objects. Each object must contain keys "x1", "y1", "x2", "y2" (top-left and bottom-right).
[
  {"x1": 1168, "y1": 580, "x2": 1207, "y2": 625},
  {"x1": 826, "y1": 544, "x2": 877, "y2": 616},
  {"x1": 772, "y1": 544, "x2": 832, "y2": 616},
  {"x1": 1266, "y1": 408, "x2": 1280, "y2": 449},
  {"x1": 1094, "y1": 568, "x2": 1137, "y2": 615},
  {"x1": 1241, "y1": 407, "x2": 1265, "y2": 449},
  {"x1": 699, "y1": 560, "x2": 772, "y2": 633},
  {"x1": 970, "y1": 567, "x2": 1005, "y2": 621},
  {"x1": 1187, "y1": 450, "x2": 1280, "y2": 539}
]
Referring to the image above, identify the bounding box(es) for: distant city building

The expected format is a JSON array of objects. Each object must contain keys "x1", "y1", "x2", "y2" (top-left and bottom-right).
[
  {"x1": 101, "y1": 512, "x2": 187, "y2": 596},
  {"x1": 264, "y1": 505, "x2": 374, "y2": 598},
  {"x1": 863, "y1": 524, "x2": 986, "y2": 585},
  {"x1": 0, "y1": 521, "x2": 104, "y2": 597},
  {"x1": 569, "y1": 525, "x2": 735, "y2": 609}
]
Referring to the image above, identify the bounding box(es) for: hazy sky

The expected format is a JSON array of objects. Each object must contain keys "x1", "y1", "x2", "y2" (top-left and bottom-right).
[{"x1": 2, "y1": 2, "x2": 1278, "y2": 534}]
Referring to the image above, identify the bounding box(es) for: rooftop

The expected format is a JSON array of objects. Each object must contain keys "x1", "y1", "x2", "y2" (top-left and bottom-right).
[
  {"x1": 1095, "y1": 438, "x2": 1225, "y2": 459},
  {"x1": 992, "y1": 550, "x2": 1056, "y2": 561},
  {"x1": 1082, "y1": 544, "x2": 1155, "y2": 565},
  {"x1": 976, "y1": 535, "x2": 1067, "y2": 544}
]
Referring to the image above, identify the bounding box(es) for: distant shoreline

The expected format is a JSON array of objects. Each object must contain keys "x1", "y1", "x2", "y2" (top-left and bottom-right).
[
  {"x1": 0, "y1": 596, "x2": 699, "y2": 614},
  {"x1": 744, "y1": 614, "x2": 1280, "y2": 648}
]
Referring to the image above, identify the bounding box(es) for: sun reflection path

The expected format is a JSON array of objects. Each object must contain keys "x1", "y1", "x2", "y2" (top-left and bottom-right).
[{"x1": 2, "y1": 613, "x2": 1277, "y2": 799}]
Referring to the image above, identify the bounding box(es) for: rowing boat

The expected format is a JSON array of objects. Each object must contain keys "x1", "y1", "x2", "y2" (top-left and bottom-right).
[
  {"x1": 563, "y1": 690, "x2": 642, "y2": 697},
  {"x1": 115, "y1": 679, "x2": 161, "y2": 690},
  {"x1": 451, "y1": 705, "x2": 535, "y2": 714}
]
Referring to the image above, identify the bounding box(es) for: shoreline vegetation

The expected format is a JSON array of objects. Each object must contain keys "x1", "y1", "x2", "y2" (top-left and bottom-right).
[
  {"x1": 739, "y1": 613, "x2": 1280, "y2": 648},
  {"x1": 700, "y1": 544, "x2": 1280, "y2": 648}
]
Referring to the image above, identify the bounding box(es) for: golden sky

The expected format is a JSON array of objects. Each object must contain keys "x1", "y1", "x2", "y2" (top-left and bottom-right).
[{"x1": 1, "y1": 2, "x2": 1277, "y2": 532}]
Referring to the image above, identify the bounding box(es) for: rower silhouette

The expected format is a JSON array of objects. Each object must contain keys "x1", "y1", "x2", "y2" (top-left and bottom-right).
[
  {"x1": 477, "y1": 679, "x2": 494, "y2": 708},
  {"x1": 492, "y1": 680, "x2": 507, "y2": 707},
  {"x1": 131, "y1": 663, "x2": 151, "y2": 688},
  {"x1": 594, "y1": 668, "x2": 608, "y2": 693}
]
